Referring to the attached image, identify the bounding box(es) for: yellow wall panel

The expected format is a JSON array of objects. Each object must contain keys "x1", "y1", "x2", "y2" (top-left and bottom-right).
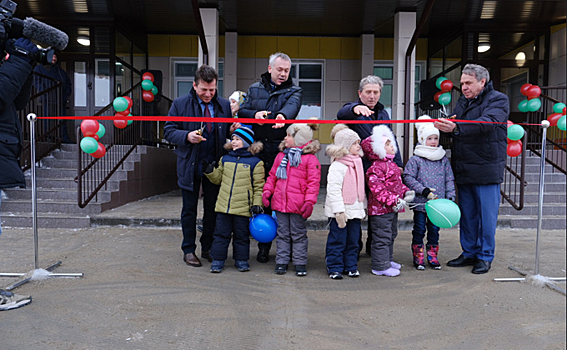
[
  {"x1": 382, "y1": 38, "x2": 394, "y2": 60},
  {"x1": 238, "y1": 36, "x2": 256, "y2": 58},
  {"x1": 374, "y1": 38, "x2": 384, "y2": 60},
  {"x1": 191, "y1": 36, "x2": 199, "y2": 57},
  {"x1": 255, "y1": 37, "x2": 278, "y2": 57},
  {"x1": 169, "y1": 35, "x2": 192, "y2": 57},
  {"x1": 277, "y1": 37, "x2": 299, "y2": 58},
  {"x1": 298, "y1": 37, "x2": 320, "y2": 59},
  {"x1": 148, "y1": 35, "x2": 170, "y2": 57},
  {"x1": 320, "y1": 37, "x2": 341, "y2": 59},
  {"x1": 317, "y1": 124, "x2": 335, "y2": 144},
  {"x1": 416, "y1": 38, "x2": 428, "y2": 60},
  {"x1": 219, "y1": 36, "x2": 225, "y2": 58},
  {"x1": 340, "y1": 38, "x2": 361, "y2": 60}
]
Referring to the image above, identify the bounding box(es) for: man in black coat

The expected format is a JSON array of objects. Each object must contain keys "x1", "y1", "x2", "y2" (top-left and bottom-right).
[
  {"x1": 239, "y1": 52, "x2": 303, "y2": 263},
  {"x1": 0, "y1": 36, "x2": 38, "y2": 311},
  {"x1": 164, "y1": 65, "x2": 236, "y2": 268},
  {"x1": 435, "y1": 63, "x2": 509, "y2": 274}
]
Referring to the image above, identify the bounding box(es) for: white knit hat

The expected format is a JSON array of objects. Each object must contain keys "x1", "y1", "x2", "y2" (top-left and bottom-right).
[
  {"x1": 287, "y1": 119, "x2": 318, "y2": 147},
  {"x1": 370, "y1": 125, "x2": 398, "y2": 160},
  {"x1": 416, "y1": 115, "x2": 439, "y2": 145},
  {"x1": 332, "y1": 124, "x2": 360, "y2": 150}
]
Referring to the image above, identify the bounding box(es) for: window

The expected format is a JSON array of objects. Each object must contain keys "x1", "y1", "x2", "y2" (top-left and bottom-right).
[
  {"x1": 290, "y1": 61, "x2": 323, "y2": 119},
  {"x1": 172, "y1": 59, "x2": 224, "y2": 98},
  {"x1": 374, "y1": 62, "x2": 424, "y2": 116}
]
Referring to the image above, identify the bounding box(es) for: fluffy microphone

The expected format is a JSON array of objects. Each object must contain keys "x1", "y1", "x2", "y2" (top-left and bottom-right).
[{"x1": 10, "y1": 17, "x2": 69, "y2": 50}]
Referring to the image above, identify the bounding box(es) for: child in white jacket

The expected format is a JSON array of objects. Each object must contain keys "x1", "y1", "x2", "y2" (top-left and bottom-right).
[{"x1": 324, "y1": 124, "x2": 367, "y2": 279}]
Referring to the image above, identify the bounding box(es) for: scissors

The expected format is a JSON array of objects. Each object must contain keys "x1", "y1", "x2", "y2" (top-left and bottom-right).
[{"x1": 195, "y1": 124, "x2": 206, "y2": 142}]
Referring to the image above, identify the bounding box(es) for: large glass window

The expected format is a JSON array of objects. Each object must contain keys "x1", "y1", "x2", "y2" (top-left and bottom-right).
[
  {"x1": 290, "y1": 61, "x2": 323, "y2": 119},
  {"x1": 95, "y1": 59, "x2": 110, "y2": 107},
  {"x1": 374, "y1": 62, "x2": 424, "y2": 115},
  {"x1": 74, "y1": 62, "x2": 87, "y2": 107},
  {"x1": 173, "y1": 60, "x2": 198, "y2": 98}
]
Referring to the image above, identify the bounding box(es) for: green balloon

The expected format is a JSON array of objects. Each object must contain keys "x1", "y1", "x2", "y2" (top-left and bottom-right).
[
  {"x1": 96, "y1": 123, "x2": 105, "y2": 138},
  {"x1": 558, "y1": 115, "x2": 566, "y2": 131},
  {"x1": 507, "y1": 124, "x2": 524, "y2": 141},
  {"x1": 553, "y1": 103, "x2": 566, "y2": 114},
  {"x1": 113, "y1": 97, "x2": 129, "y2": 113},
  {"x1": 435, "y1": 77, "x2": 448, "y2": 90},
  {"x1": 438, "y1": 92, "x2": 451, "y2": 106},
  {"x1": 151, "y1": 86, "x2": 158, "y2": 95},
  {"x1": 80, "y1": 137, "x2": 99, "y2": 154},
  {"x1": 425, "y1": 199, "x2": 461, "y2": 229},
  {"x1": 141, "y1": 79, "x2": 154, "y2": 91},
  {"x1": 518, "y1": 100, "x2": 529, "y2": 113},
  {"x1": 127, "y1": 119, "x2": 133, "y2": 126},
  {"x1": 527, "y1": 98, "x2": 542, "y2": 112}
]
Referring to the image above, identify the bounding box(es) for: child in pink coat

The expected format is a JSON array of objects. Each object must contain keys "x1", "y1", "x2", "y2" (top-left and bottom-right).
[
  {"x1": 263, "y1": 122, "x2": 321, "y2": 277},
  {"x1": 362, "y1": 125, "x2": 414, "y2": 277}
]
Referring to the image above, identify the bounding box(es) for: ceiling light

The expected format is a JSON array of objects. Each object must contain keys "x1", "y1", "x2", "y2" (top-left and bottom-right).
[
  {"x1": 77, "y1": 36, "x2": 90, "y2": 46},
  {"x1": 478, "y1": 43, "x2": 491, "y2": 53},
  {"x1": 515, "y1": 52, "x2": 526, "y2": 61}
]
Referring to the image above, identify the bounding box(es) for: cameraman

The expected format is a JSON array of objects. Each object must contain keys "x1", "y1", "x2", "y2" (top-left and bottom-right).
[{"x1": 0, "y1": 33, "x2": 37, "y2": 311}]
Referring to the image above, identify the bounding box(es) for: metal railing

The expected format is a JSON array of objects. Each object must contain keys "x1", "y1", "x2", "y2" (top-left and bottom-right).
[
  {"x1": 525, "y1": 86, "x2": 566, "y2": 174},
  {"x1": 19, "y1": 72, "x2": 65, "y2": 171},
  {"x1": 76, "y1": 82, "x2": 173, "y2": 208}
]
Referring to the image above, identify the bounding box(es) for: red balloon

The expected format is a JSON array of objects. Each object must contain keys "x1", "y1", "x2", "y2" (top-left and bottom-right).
[
  {"x1": 115, "y1": 110, "x2": 130, "y2": 116},
  {"x1": 434, "y1": 91, "x2": 443, "y2": 103},
  {"x1": 123, "y1": 96, "x2": 133, "y2": 109},
  {"x1": 526, "y1": 85, "x2": 541, "y2": 99},
  {"x1": 142, "y1": 90, "x2": 155, "y2": 102},
  {"x1": 80, "y1": 119, "x2": 99, "y2": 137},
  {"x1": 93, "y1": 134, "x2": 99, "y2": 141},
  {"x1": 114, "y1": 119, "x2": 128, "y2": 129},
  {"x1": 547, "y1": 113, "x2": 563, "y2": 127},
  {"x1": 91, "y1": 142, "x2": 107, "y2": 158},
  {"x1": 507, "y1": 120, "x2": 514, "y2": 128},
  {"x1": 440, "y1": 79, "x2": 453, "y2": 92},
  {"x1": 563, "y1": 107, "x2": 566, "y2": 115},
  {"x1": 507, "y1": 140, "x2": 523, "y2": 157},
  {"x1": 142, "y1": 72, "x2": 154, "y2": 82},
  {"x1": 520, "y1": 83, "x2": 532, "y2": 96}
]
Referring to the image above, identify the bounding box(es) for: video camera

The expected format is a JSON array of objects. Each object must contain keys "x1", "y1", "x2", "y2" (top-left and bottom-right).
[{"x1": 1, "y1": 0, "x2": 68, "y2": 65}]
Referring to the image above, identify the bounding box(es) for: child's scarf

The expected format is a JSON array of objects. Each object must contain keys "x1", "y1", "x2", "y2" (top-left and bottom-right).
[
  {"x1": 276, "y1": 147, "x2": 302, "y2": 179},
  {"x1": 336, "y1": 154, "x2": 366, "y2": 205},
  {"x1": 413, "y1": 145, "x2": 446, "y2": 161}
]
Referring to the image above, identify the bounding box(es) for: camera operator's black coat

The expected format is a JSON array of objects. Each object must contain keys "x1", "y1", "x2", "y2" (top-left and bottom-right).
[{"x1": 0, "y1": 54, "x2": 34, "y2": 189}]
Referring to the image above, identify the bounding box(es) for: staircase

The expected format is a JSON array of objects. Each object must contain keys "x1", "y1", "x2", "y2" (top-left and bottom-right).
[
  {"x1": 498, "y1": 152, "x2": 566, "y2": 229},
  {"x1": 0, "y1": 144, "x2": 177, "y2": 229}
]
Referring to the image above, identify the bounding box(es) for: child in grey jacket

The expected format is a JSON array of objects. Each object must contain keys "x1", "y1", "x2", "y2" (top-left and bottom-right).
[{"x1": 403, "y1": 116, "x2": 455, "y2": 270}]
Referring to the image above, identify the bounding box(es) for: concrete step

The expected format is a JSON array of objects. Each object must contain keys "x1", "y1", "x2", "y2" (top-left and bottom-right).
[
  {"x1": 522, "y1": 172, "x2": 566, "y2": 182},
  {"x1": 35, "y1": 167, "x2": 129, "y2": 181},
  {"x1": 1, "y1": 199, "x2": 103, "y2": 215},
  {"x1": 523, "y1": 182, "x2": 566, "y2": 192},
  {"x1": 40, "y1": 157, "x2": 137, "y2": 171},
  {"x1": 26, "y1": 178, "x2": 121, "y2": 190},
  {"x1": 2, "y1": 188, "x2": 114, "y2": 202},
  {"x1": 499, "y1": 203, "x2": 566, "y2": 216},
  {"x1": 521, "y1": 192, "x2": 567, "y2": 203},
  {"x1": 500, "y1": 214, "x2": 567, "y2": 230},
  {"x1": 0, "y1": 212, "x2": 91, "y2": 229}
]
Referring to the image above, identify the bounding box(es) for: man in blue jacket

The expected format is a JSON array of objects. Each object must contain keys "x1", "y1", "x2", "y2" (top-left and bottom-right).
[
  {"x1": 164, "y1": 65, "x2": 237, "y2": 268},
  {"x1": 435, "y1": 63, "x2": 509, "y2": 274},
  {"x1": 239, "y1": 52, "x2": 303, "y2": 263},
  {"x1": 0, "y1": 36, "x2": 38, "y2": 310}
]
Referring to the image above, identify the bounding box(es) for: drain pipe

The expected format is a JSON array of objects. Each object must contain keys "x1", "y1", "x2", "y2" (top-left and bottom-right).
[
  {"x1": 192, "y1": 0, "x2": 209, "y2": 65},
  {"x1": 403, "y1": 0, "x2": 436, "y2": 164}
]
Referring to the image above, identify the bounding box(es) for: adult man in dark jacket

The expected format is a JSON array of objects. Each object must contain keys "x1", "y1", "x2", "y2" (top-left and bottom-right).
[
  {"x1": 164, "y1": 65, "x2": 236, "y2": 268},
  {"x1": 239, "y1": 52, "x2": 303, "y2": 263},
  {"x1": 435, "y1": 63, "x2": 509, "y2": 274},
  {"x1": 0, "y1": 36, "x2": 38, "y2": 311},
  {"x1": 337, "y1": 75, "x2": 403, "y2": 255}
]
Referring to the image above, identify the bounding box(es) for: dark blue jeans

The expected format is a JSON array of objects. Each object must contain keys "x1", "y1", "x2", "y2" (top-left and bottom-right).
[
  {"x1": 326, "y1": 218, "x2": 361, "y2": 273},
  {"x1": 180, "y1": 175, "x2": 219, "y2": 255},
  {"x1": 210, "y1": 213, "x2": 251, "y2": 261},
  {"x1": 411, "y1": 210, "x2": 440, "y2": 246}
]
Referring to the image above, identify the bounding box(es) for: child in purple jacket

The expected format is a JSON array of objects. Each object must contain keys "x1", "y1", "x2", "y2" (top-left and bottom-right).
[{"x1": 403, "y1": 116, "x2": 456, "y2": 270}]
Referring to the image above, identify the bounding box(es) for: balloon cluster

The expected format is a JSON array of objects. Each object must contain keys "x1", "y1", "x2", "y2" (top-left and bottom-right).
[
  {"x1": 112, "y1": 96, "x2": 133, "y2": 129},
  {"x1": 141, "y1": 72, "x2": 158, "y2": 102},
  {"x1": 79, "y1": 120, "x2": 107, "y2": 158},
  {"x1": 548, "y1": 102, "x2": 566, "y2": 131},
  {"x1": 506, "y1": 120, "x2": 524, "y2": 157},
  {"x1": 433, "y1": 77, "x2": 453, "y2": 106},
  {"x1": 518, "y1": 84, "x2": 542, "y2": 112}
]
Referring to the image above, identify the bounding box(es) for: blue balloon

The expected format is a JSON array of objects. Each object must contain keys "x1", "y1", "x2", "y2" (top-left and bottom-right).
[{"x1": 249, "y1": 214, "x2": 277, "y2": 243}]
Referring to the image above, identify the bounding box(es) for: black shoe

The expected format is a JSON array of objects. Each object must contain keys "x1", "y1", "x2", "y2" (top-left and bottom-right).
[
  {"x1": 447, "y1": 254, "x2": 476, "y2": 267},
  {"x1": 472, "y1": 260, "x2": 491, "y2": 274},
  {"x1": 256, "y1": 249, "x2": 269, "y2": 263},
  {"x1": 295, "y1": 265, "x2": 307, "y2": 277},
  {"x1": 201, "y1": 251, "x2": 212, "y2": 263},
  {"x1": 275, "y1": 264, "x2": 288, "y2": 275}
]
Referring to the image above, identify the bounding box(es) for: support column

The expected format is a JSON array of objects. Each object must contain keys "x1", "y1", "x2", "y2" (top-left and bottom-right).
[
  {"x1": 392, "y1": 11, "x2": 416, "y2": 158},
  {"x1": 224, "y1": 32, "x2": 238, "y2": 97},
  {"x1": 198, "y1": 8, "x2": 219, "y2": 71},
  {"x1": 361, "y1": 34, "x2": 375, "y2": 77}
]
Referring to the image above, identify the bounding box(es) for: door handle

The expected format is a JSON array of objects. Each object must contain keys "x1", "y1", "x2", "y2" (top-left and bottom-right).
[{"x1": 88, "y1": 82, "x2": 93, "y2": 90}]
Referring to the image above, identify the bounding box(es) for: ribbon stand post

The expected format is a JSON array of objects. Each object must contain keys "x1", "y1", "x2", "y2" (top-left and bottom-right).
[
  {"x1": 0, "y1": 114, "x2": 83, "y2": 290},
  {"x1": 494, "y1": 120, "x2": 566, "y2": 295}
]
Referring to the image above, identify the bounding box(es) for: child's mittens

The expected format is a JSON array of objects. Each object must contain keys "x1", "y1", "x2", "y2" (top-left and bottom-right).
[
  {"x1": 403, "y1": 190, "x2": 415, "y2": 203},
  {"x1": 394, "y1": 198, "x2": 407, "y2": 212},
  {"x1": 262, "y1": 192, "x2": 271, "y2": 208},
  {"x1": 422, "y1": 188, "x2": 437, "y2": 200},
  {"x1": 250, "y1": 205, "x2": 263, "y2": 215},
  {"x1": 300, "y1": 202, "x2": 314, "y2": 219},
  {"x1": 335, "y1": 212, "x2": 347, "y2": 228}
]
